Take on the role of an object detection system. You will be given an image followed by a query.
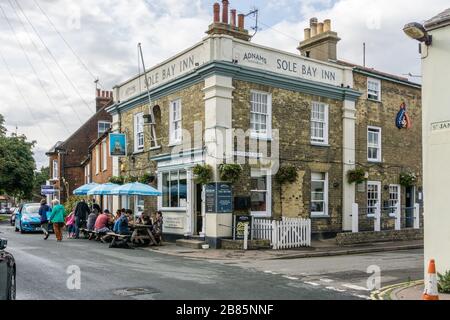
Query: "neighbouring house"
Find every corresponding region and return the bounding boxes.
[106,1,423,248]
[46,89,113,203]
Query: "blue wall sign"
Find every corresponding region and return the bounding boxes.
[109,133,127,157]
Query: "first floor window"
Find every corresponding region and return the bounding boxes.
[162,170,187,208]
[367,181,381,216]
[311,172,328,216]
[98,121,111,138]
[250,91,272,139]
[250,171,271,216]
[368,127,382,162]
[84,165,90,184]
[310,102,329,145]
[101,140,107,171]
[95,145,100,175]
[52,160,58,180]
[367,78,381,101]
[388,185,401,216]
[170,100,182,144]
[134,113,144,152]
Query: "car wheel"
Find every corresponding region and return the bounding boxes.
[19,222,25,234]
[7,269,16,300]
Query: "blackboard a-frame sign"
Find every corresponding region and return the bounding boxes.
[205,183,233,214]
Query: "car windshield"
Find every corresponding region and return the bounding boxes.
[23,205,40,217]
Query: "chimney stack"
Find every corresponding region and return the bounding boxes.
[96,89,114,112]
[222,0,229,24]
[213,3,220,23]
[230,9,237,27]
[298,18,341,62]
[206,1,251,41]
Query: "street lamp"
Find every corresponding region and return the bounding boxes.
[403,22,432,45]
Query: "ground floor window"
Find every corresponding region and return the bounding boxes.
[162,170,187,208]
[388,184,401,216]
[367,181,381,216]
[250,170,271,217]
[311,172,328,217]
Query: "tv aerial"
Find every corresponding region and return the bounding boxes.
[245,7,260,38]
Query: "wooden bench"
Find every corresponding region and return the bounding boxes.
[107,232,132,248]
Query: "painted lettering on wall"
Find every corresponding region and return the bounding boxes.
[243,52,267,65]
[276,59,336,82]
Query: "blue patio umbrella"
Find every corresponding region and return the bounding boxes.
[87,183,120,196]
[73,183,99,196]
[110,182,162,196]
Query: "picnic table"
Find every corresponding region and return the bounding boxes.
[130,224,160,246]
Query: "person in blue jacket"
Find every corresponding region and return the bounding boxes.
[38,199,51,240]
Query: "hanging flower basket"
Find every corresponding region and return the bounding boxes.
[109,176,125,185]
[399,171,417,187]
[218,164,243,184]
[347,168,368,184]
[275,166,298,185]
[193,164,213,185]
[139,173,155,185]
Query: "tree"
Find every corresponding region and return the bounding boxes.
[0,114,36,200]
[0,114,6,136]
[32,166,50,200]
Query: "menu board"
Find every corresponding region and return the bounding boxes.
[205,183,217,213]
[205,183,233,213]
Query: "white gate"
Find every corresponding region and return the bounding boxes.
[252,217,312,249]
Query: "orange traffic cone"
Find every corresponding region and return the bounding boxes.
[423,259,439,300]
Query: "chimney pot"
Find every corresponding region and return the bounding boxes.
[213,3,220,23]
[324,19,331,32]
[310,23,318,37]
[96,88,101,97]
[310,17,318,27]
[231,9,237,27]
[317,22,324,34]
[304,28,311,40]
[238,13,245,29]
[222,0,229,24]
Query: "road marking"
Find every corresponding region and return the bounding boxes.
[342,284,371,291]
[353,294,371,300]
[304,281,320,287]
[320,278,334,283]
[282,275,299,280]
[264,271,273,274]
[326,286,347,293]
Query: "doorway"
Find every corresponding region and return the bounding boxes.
[195,184,203,235]
[405,186,415,228]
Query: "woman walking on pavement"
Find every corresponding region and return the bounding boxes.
[38,199,51,240]
[49,199,66,242]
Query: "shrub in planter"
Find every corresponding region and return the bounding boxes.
[399,171,417,187]
[218,164,242,184]
[139,173,155,185]
[275,166,298,185]
[125,176,138,183]
[347,168,367,184]
[438,271,450,294]
[193,164,213,185]
[109,176,125,185]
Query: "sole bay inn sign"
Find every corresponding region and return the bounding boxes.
[115,35,351,104]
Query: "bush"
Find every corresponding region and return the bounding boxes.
[124,176,138,183]
[109,176,125,185]
[275,166,298,185]
[63,196,84,217]
[139,173,155,185]
[399,171,417,187]
[438,271,450,294]
[193,164,213,185]
[218,164,242,184]
[347,168,367,184]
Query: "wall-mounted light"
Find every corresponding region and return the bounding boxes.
[143,114,154,125]
[403,22,432,45]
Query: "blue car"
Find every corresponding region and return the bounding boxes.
[15,203,53,234]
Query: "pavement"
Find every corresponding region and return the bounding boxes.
[391,283,450,300]
[0,221,424,300]
[145,238,423,261]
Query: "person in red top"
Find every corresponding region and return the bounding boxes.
[94,210,111,233]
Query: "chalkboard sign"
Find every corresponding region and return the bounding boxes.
[234,215,252,240]
[205,183,233,214]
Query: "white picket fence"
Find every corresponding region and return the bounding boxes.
[252,217,311,250]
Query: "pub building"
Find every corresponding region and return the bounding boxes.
[106,1,422,248]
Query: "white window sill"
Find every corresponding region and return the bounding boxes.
[150,146,162,151]
[311,142,330,147]
[368,159,382,164]
[311,214,330,218]
[160,207,187,212]
[251,212,271,218]
[367,98,381,103]
[250,134,272,141]
[168,142,182,147]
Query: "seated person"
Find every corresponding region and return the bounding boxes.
[152,211,163,243]
[86,211,98,231]
[94,210,111,234]
[113,212,131,235]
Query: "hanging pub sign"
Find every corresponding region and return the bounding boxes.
[109,133,127,157]
[395,102,412,130]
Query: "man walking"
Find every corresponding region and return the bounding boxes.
[38,199,51,240]
[74,199,90,239]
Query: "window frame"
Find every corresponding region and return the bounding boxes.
[95,145,100,175]
[367,78,381,102]
[169,99,182,145]
[367,126,382,163]
[367,181,381,218]
[310,101,329,146]
[388,184,401,218]
[160,169,188,211]
[101,140,107,172]
[250,169,272,218]
[134,112,145,153]
[310,172,329,217]
[52,160,58,180]
[98,121,111,138]
[250,90,272,140]
[85,164,90,184]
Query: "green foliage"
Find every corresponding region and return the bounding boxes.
[218,164,243,184]
[0,114,6,136]
[193,164,213,185]
[109,176,125,185]
[139,173,155,185]
[399,171,417,187]
[275,166,298,185]
[124,176,138,183]
[347,168,367,184]
[33,167,49,198]
[438,271,450,294]
[64,196,84,216]
[0,121,36,200]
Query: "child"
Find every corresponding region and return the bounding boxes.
[65,211,76,239]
